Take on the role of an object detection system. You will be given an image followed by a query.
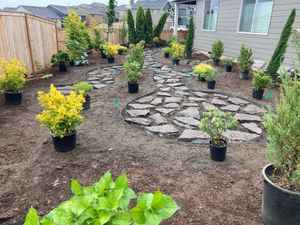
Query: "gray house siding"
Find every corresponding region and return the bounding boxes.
[194,0,300,65]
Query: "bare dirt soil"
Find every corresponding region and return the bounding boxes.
[0,51,279,225]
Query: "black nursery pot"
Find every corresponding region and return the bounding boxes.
[83,94,91,110]
[207,80,216,89]
[198,76,206,82]
[52,132,76,152]
[262,164,300,225]
[213,59,220,66]
[172,59,180,66]
[5,91,22,105]
[209,139,228,162]
[121,43,129,48]
[100,48,107,59]
[118,50,123,55]
[226,65,232,72]
[59,64,67,72]
[107,57,115,63]
[253,89,264,100]
[240,71,250,79]
[164,53,170,58]
[128,83,139,93]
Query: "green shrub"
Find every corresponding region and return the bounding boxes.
[127,9,136,44]
[237,44,254,72]
[263,78,300,190]
[267,8,296,75]
[171,42,185,60]
[145,9,153,45]
[23,172,180,225]
[204,67,218,81]
[252,71,272,91]
[211,40,224,61]
[185,17,195,59]
[125,61,142,84]
[73,82,93,95]
[136,7,145,43]
[153,12,169,38]
[127,41,145,68]
[51,50,70,66]
[162,47,171,54]
[223,57,233,66]
[120,18,128,44]
[199,109,237,146]
[153,37,160,45]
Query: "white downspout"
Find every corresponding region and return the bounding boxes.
[174,2,179,39]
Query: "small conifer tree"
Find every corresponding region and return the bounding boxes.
[136,7,145,42]
[127,9,136,44]
[185,17,195,59]
[153,12,169,38]
[145,9,153,45]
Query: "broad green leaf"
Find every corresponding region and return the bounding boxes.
[111,212,132,225]
[40,219,54,225]
[151,189,164,210]
[137,193,153,208]
[94,172,114,195]
[24,207,39,225]
[98,197,110,210]
[129,200,147,224]
[70,196,93,216]
[98,210,114,225]
[71,179,83,196]
[51,208,73,225]
[77,208,97,224]
[115,174,128,189]
[157,195,180,220]
[119,188,136,210]
[144,209,162,225]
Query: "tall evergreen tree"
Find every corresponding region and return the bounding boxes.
[136,7,145,42]
[266,8,296,75]
[185,17,195,59]
[127,9,136,44]
[106,0,117,40]
[153,12,169,38]
[144,9,153,45]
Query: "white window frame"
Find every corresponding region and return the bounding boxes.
[201,0,220,32]
[237,0,274,36]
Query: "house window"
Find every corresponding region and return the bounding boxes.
[238,0,273,34]
[202,0,220,31]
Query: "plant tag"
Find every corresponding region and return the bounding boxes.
[114,98,119,106]
[112,69,117,75]
[185,69,190,75]
[265,91,271,101]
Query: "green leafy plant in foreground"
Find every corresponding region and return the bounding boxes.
[23,172,180,225]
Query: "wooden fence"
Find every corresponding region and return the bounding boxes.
[0,11,58,75]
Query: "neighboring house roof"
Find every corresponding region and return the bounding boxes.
[131,0,168,10]
[79,4,106,15]
[91,2,107,8]
[116,4,130,11]
[3,7,17,12]
[47,5,85,17]
[18,6,61,19]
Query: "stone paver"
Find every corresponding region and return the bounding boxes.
[125,118,152,126]
[202,102,217,111]
[223,130,260,141]
[212,98,227,106]
[126,109,150,117]
[177,108,200,119]
[136,95,155,103]
[221,104,240,112]
[151,98,163,106]
[242,123,262,135]
[228,97,249,105]
[174,117,200,127]
[149,113,168,125]
[146,124,179,135]
[243,104,266,115]
[129,104,155,110]
[235,113,262,122]
[178,129,210,141]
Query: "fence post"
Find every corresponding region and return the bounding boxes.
[55,25,59,52]
[24,13,35,73]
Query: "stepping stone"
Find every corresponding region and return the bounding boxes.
[87,77,100,81]
[146,124,179,135]
[102,77,114,82]
[159,75,172,79]
[175,90,190,97]
[125,117,152,126]
[154,76,163,82]
[105,81,114,84]
[129,104,155,109]
[151,98,163,106]
[177,107,200,119]
[223,130,260,141]
[178,129,209,141]
[149,113,168,125]
[165,97,182,103]
[174,117,200,127]
[202,102,217,111]
[89,81,101,84]
[155,108,176,115]
[160,87,171,92]
[136,95,154,103]
[157,92,171,97]
[212,98,227,106]
[243,104,266,115]
[221,104,240,112]
[157,84,164,88]
[167,83,184,87]
[166,78,180,83]
[174,86,189,91]
[214,93,228,99]
[93,84,107,89]
[194,92,208,98]
[189,97,206,102]
[157,79,165,84]
[242,123,262,135]
[182,102,199,107]
[235,113,262,122]
[126,109,150,117]
[228,97,249,105]
[164,103,180,108]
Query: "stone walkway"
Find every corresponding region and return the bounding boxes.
[123,50,265,143]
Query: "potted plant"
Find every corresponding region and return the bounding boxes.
[193,64,212,82]
[51,50,70,72]
[211,40,224,66]
[36,84,85,152]
[124,61,142,93]
[153,37,160,48]
[73,81,93,110]
[199,109,238,161]
[99,43,107,59]
[163,47,171,58]
[262,78,300,225]
[223,56,233,72]
[103,43,118,63]
[205,66,218,89]
[171,42,185,66]
[0,58,26,105]
[118,45,127,55]
[237,44,254,79]
[252,70,272,100]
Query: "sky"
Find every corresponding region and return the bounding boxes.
[0,0,129,8]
